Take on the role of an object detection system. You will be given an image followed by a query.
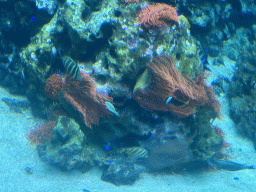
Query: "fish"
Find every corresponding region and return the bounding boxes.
[143,131,195,170]
[207,159,255,171]
[30,17,36,23]
[166,96,173,105]
[118,147,148,160]
[62,56,82,80]
[104,145,111,150]
[105,101,119,116]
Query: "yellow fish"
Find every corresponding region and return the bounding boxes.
[118,147,148,160]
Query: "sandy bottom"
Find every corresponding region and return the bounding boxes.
[1,87,255,192]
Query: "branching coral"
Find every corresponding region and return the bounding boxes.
[26,115,58,145]
[133,56,220,118]
[44,72,112,128]
[138,3,179,29]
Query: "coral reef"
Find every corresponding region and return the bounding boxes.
[228,36,256,147]
[2,0,254,186]
[60,73,113,128]
[44,72,113,128]
[2,97,30,114]
[36,115,98,171]
[33,0,58,15]
[26,115,58,145]
[138,3,179,29]
[44,73,63,101]
[133,56,220,118]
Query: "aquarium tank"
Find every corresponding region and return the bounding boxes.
[0,0,256,191]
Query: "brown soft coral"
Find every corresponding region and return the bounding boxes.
[61,73,112,128]
[44,73,63,101]
[124,0,139,4]
[138,3,179,29]
[133,56,220,118]
[44,72,112,128]
[26,115,58,145]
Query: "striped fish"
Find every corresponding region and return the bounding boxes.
[118,147,148,160]
[62,56,82,80]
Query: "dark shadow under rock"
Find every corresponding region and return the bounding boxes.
[101,159,145,186]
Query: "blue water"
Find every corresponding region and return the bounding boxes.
[1,0,256,191]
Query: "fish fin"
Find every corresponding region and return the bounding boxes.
[246,165,255,169]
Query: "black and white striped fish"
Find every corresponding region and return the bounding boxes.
[62,56,82,80]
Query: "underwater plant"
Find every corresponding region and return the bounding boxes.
[44,72,113,128]
[44,73,63,101]
[26,115,58,145]
[133,56,220,118]
[138,3,179,29]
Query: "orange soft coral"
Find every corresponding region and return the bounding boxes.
[124,0,139,4]
[26,116,58,145]
[61,73,112,128]
[133,56,220,118]
[138,3,179,29]
[44,72,112,128]
[44,73,63,101]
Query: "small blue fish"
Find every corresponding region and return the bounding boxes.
[57,72,63,76]
[104,145,111,150]
[105,101,119,116]
[30,17,36,23]
[166,96,173,105]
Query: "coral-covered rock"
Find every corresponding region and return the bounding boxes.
[101,160,144,186]
[133,56,220,118]
[44,72,113,128]
[138,3,179,29]
[37,116,99,171]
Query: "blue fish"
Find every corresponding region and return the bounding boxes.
[104,145,111,150]
[105,101,119,116]
[30,17,36,23]
[57,72,63,76]
[166,96,173,105]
